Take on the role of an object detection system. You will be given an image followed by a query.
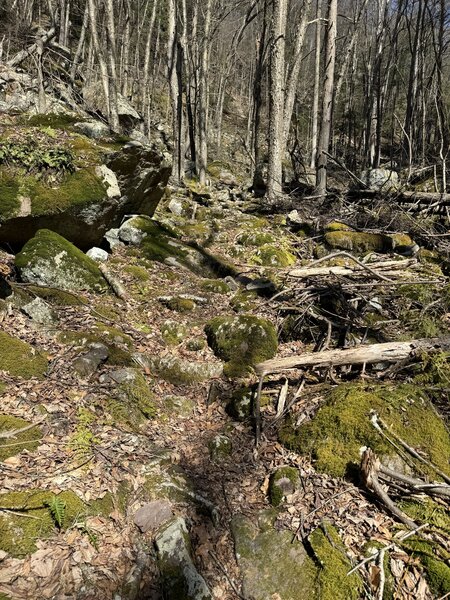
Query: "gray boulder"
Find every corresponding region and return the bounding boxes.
[22,297,56,325]
[86,247,109,262]
[155,517,212,600]
[73,121,111,139]
[15,229,108,293]
[360,168,399,191]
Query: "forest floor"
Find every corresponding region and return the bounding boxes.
[0,179,449,600]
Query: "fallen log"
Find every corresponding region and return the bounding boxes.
[288,258,417,279]
[255,336,450,376]
[347,188,450,206]
[7,27,56,68]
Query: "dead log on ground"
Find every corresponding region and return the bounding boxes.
[7,27,56,68]
[289,258,418,279]
[255,336,450,376]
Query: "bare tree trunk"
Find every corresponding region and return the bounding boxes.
[104,0,120,131]
[315,0,337,198]
[141,0,158,121]
[70,0,88,82]
[198,0,213,186]
[121,0,131,98]
[282,0,312,155]
[267,0,287,201]
[310,0,322,168]
[86,0,110,123]
[167,0,183,183]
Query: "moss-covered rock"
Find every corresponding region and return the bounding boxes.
[0,331,47,379]
[279,383,450,478]
[58,327,133,366]
[268,467,299,507]
[232,511,316,600]
[251,244,296,267]
[186,337,206,352]
[0,490,85,557]
[205,315,278,376]
[230,290,257,313]
[401,534,450,596]
[15,229,108,292]
[124,264,150,281]
[164,395,195,418]
[15,284,84,306]
[237,231,275,247]
[325,230,416,255]
[227,387,253,421]
[160,320,188,346]
[163,297,196,313]
[0,415,42,461]
[106,370,156,429]
[208,434,232,461]
[308,522,363,600]
[199,279,230,294]
[139,354,223,385]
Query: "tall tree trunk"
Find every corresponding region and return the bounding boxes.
[315,0,337,198]
[141,0,158,121]
[70,0,88,82]
[267,0,287,201]
[310,0,322,168]
[198,0,213,186]
[104,0,120,131]
[167,0,183,183]
[86,0,110,123]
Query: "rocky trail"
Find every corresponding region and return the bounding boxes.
[0,120,449,600]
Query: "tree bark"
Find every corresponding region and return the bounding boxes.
[267,0,287,201]
[310,0,322,168]
[198,0,213,186]
[315,0,337,198]
[255,336,450,376]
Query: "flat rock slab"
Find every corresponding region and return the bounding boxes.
[155,517,212,600]
[134,500,173,533]
[232,511,316,600]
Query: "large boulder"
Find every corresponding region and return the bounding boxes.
[0,122,171,249]
[359,168,399,191]
[15,229,109,293]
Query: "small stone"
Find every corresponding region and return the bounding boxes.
[223,276,239,291]
[74,120,110,139]
[208,434,232,461]
[86,247,109,262]
[22,297,56,325]
[168,198,184,216]
[134,500,173,533]
[72,342,109,377]
[103,228,123,251]
[268,467,300,507]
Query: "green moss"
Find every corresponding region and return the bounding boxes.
[186,337,206,351]
[237,231,276,247]
[230,290,257,313]
[279,383,450,478]
[208,434,232,461]
[401,537,450,595]
[325,222,354,232]
[0,170,20,221]
[124,265,150,281]
[199,279,231,294]
[27,167,107,216]
[136,219,188,264]
[309,523,363,600]
[251,244,296,267]
[0,489,85,557]
[164,297,195,312]
[325,231,386,253]
[58,329,133,366]
[24,113,79,129]
[15,229,108,293]
[0,415,42,461]
[400,499,450,533]
[19,284,84,306]
[364,542,394,600]
[160,320,188,346]
[106,371,156,430]
[268,467,299,507]
[149,355,222,385]
[0,331,47,379]
[164,395,195,418]
[227,387,253,421]
[205,315,278,376]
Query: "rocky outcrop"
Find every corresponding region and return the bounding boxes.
[0,119,171,249]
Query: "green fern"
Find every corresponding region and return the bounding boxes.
[46,495,66,529]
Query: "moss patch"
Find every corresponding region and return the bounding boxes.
[205,315,278,376]
[0,331,47,379]
[0,490,85,557]
[309,522,363,600]
[15,229,108,293]
[0,170,20,221]
[160,320,188,346]
[269,467,299,507]
[58,329,133,366]
[199,279,230,294]
[0,415,42,462]
[251,244,296,267]
[18,284,84,306]
[124,265,150,281]
[279,382,450,478]
[401,536,450,596]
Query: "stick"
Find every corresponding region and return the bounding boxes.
[377,548,386,600]
[99,264,129,301]
[360,449,416,528]
[0,417,46,439]
[379,465,450,499]
[347,522,429,575]
[276,379,289,419]
[209,550,245,599]
[372,413,450,485]
[255,336,450,376]
[254,374,264,446]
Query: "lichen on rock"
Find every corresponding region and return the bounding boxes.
[268,467,299,507]
[15,229,108,292]
[205,314,278,376]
